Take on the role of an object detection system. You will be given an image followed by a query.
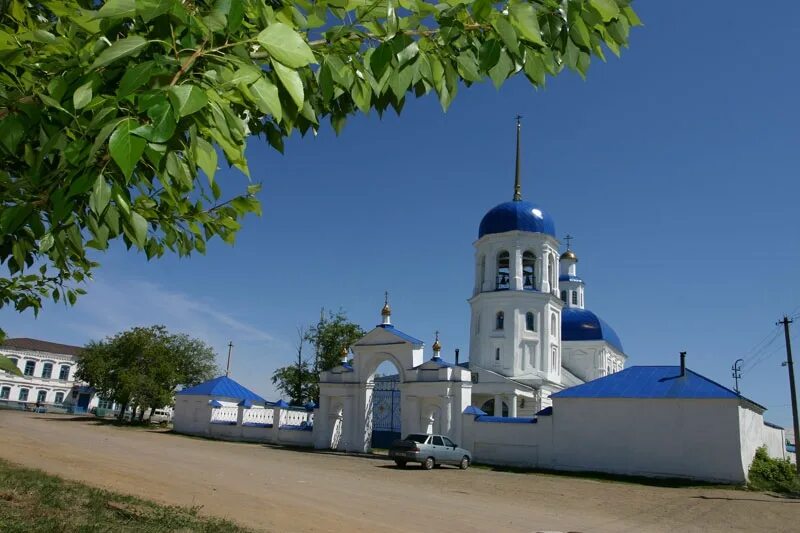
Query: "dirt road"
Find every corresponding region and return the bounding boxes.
[0,411,796,532]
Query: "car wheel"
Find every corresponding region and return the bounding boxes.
[459,456,470,470]
[394,460,407,468]
[422,457,435,470]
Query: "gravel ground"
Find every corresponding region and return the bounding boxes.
[0,411,797,532]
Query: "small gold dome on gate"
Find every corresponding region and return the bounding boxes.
[432,331,441,353]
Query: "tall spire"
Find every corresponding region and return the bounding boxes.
[513,115,522,201]
[381,291,391,325]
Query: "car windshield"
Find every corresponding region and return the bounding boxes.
[405,434,429,443]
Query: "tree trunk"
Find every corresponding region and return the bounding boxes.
[117,400,128,422]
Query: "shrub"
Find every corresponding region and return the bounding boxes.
[748,446,800,494]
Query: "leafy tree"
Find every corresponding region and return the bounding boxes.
[0,0,640,313]
[271,326,316,405]
[0,354,22,376]
[77,325,217,421]
[273,309,365,402]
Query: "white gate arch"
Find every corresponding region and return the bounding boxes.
[314,310,474,453]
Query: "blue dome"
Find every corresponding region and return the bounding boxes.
[561,308,624,352]
[478,200,556,239]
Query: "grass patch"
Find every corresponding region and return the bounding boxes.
[747,446,800,495]
[0,459,250,532]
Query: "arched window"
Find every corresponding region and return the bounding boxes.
[54,392,64,404]
[550,314,557,337]
[24,361,35,376]
[478,254,486,290]
[560,290,567,302]
[525,312,535,331]
[496,251,510,290]
[495,348,500,361]
[571,291,578,305]
[495,311,504,330]
[59,365,70,381]
[42,362,53,379]
[522,251,536,290]
[548,254,556,291]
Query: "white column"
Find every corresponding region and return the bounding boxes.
[493,394,502,416]
[541,249,550,293]
[511,247,522,290]
[508,394,517,417]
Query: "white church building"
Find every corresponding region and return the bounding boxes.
[174,123,790,483]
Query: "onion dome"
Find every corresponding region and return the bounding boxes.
[561,308,624,352]
[432,331,442,356]
[560,249,578,262]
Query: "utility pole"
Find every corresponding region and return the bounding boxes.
[225,341,234,377]
[731,358,743,394]
[777,316,799,473]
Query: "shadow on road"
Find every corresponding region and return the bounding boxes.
[691,495,800,503]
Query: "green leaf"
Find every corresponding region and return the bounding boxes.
[118,61,156,98]
[129,212,148,247]
[73,81,92,110]
[272,61,304,108]
[492,17,520,56]
[132,99,176,143]
[257,22,316,68]
[370,43,393,80]
[169,85,207,117]
[590,0,620,22]
[89,175,112,216]
[489,49,513,89]
[570,17,591,49]
[479,39,502,72]
[109,119,146,181]
[91,36,148,70]
[509,2,545,46]
[195,137,218,183]
[135,0,173,22]
[249,78,282,122]
[96,0,136,19]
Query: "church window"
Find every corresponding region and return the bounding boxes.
[495,348,500,361]
[480,399,509,417]
[42,362,53,379]
[571,291,578,305]
[525,312,535,331]
[560,290,567,302]
[24,361,35,376]
[550,314,557,337]
[496,311,504,330]
[548,254,556,291]
[496,251,510,290]
[522,252,536,290]
[18,388,29,402]
[54,392,64,404]
[478,254,486,291]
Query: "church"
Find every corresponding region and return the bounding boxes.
[452,119,626,417]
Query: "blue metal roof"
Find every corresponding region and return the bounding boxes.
[551,366,765,408]
[463,406,487,416]
[376,324,423,345]
[561,307,624,352]
[559,274,584,283]
[177,376,266,402]
[478,200,556,238]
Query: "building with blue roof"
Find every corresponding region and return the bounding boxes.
[466,119,627,418]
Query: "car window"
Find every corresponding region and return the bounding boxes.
[432,436,444,446]
[442,437,455,447]
[407,434,429,443]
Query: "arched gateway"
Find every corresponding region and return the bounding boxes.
[314,298,474,453]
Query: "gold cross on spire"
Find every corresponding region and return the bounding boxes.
[564,234,574,250]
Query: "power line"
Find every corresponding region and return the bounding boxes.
[740,327,783,372]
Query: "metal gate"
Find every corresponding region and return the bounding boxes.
[371,377,401,448]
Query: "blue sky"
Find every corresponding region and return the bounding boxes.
[3,2,799,427]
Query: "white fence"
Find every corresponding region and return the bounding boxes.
[210,405,238,424]
[242,407,274,426]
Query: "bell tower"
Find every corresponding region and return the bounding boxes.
[468,118,563,384]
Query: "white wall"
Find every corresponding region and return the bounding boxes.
[552,398,747,483]
[461,414,554,468]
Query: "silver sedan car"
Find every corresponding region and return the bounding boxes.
[389,433,472,470]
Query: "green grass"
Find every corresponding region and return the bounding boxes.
[0,459,252,532]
